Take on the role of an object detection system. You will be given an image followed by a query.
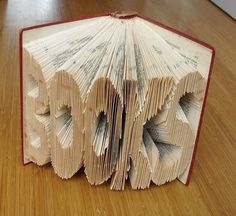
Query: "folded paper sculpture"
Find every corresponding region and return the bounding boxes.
[20,12,215,190]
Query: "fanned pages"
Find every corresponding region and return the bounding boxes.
[21,13,214,190]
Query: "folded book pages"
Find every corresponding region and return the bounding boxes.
[20,12,215,190]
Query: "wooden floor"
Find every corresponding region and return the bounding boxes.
[0,0,236,215]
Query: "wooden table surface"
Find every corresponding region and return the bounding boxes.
[0,0,235,215]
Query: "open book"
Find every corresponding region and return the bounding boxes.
[20,12,215,190]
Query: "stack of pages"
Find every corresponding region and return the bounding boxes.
[21,13,214,190]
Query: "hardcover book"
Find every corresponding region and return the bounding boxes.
[20,12,215,190]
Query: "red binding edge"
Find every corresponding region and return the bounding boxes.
[186,47,215,185]
[19,13,215,184]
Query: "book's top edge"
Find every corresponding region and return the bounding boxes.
[19,12,215,53]
[110,11,138,19]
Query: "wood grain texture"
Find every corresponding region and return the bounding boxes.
[0,0,235,215]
